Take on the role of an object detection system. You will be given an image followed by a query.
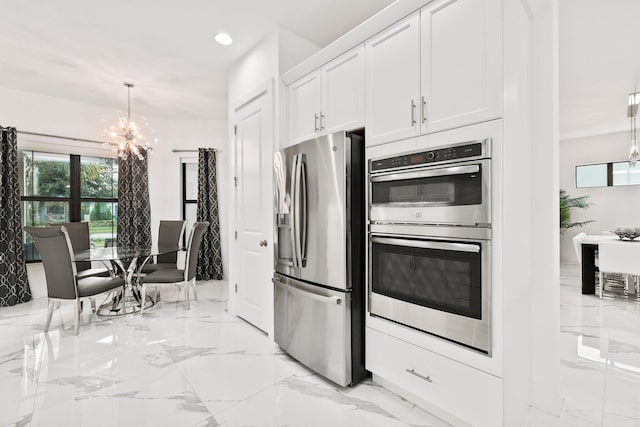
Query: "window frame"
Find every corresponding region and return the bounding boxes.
[182,162,198,246]
[20,150,118,262]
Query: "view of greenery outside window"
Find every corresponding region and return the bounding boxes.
[20,151,118,261]
[183,163,198,245]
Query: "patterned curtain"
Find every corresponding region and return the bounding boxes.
[197,148,223,280]
[117,150,152,251]
[0,126,31,307]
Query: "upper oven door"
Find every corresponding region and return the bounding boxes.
[369,158,491,226]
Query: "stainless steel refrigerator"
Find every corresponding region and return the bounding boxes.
[273,130,367,387]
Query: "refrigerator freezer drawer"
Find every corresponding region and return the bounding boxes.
[273,274,352,387]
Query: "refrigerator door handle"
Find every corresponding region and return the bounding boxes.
[299,156,308,264]
[290,154,300,268]
[273,277,343,305]
[293,153,305,268]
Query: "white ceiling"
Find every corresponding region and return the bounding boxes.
[4,0,636,137]
[0,0,394,121]
[559,0,640,140]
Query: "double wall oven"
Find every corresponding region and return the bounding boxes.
[368,125,495,354]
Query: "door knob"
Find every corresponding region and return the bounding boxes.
[259,240,268,247]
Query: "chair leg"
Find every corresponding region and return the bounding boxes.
[185,284,190,311]
[74,300,81,335]
[79,300,84,313]
[599,272,604,298]
[45,299,55,332]
[90,298,97,313]
[191,278,198,301]
[625,274,630,295]
[140,285,147,314]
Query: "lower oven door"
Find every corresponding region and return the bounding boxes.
[273,273,352,386]
[369,233,491,354]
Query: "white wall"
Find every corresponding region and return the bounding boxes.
[226,28,319,316]
[147,119,228,280]
[0,86,228,299]
[502,0,562,422]
[559,130,640,263]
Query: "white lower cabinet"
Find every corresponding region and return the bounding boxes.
[366,327,503,427]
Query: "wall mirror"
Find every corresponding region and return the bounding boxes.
[576,161,640,188]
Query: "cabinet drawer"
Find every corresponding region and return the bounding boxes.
[366,327,502,427]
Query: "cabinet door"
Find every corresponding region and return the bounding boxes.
[321,45,365,135]
[365,12,421,147]
[288,72,322,145]
[421,0,502,134]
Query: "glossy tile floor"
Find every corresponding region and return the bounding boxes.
[558,264,640,426]
[0,281,448,427]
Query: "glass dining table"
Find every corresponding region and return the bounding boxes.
[74,244,182,316]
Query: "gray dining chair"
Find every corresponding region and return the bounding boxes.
[25,226,125,335]
[140,220,187,274]
[140,222,208,313]
[48,222,111,280]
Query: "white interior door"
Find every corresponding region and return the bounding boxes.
[233,81,273,335]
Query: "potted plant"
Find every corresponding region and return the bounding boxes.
[560,190,594,234]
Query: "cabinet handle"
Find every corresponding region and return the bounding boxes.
[406,368,432,383]
[314,113,319,132]
[421,96,427,124]
[410,100,416,126]
[320,112,325,131]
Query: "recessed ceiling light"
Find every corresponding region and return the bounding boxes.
[214,32,233,46]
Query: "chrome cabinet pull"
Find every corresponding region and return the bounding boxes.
[421,96,427,124]
[410,100,416,126]
[320,112,325,131]
[406,368,432,383]
[314,113,320,132]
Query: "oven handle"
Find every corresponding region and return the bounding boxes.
[371,236,480,253]
[370,164,480,183]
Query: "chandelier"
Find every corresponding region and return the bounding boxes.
[628,92,639,166]
[102,82,155,160]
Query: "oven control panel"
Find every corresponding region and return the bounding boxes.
[370,140,485,172]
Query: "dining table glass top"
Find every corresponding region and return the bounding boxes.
[73,245,182,262]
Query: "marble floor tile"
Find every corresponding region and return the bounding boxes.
[0,281,449,427]
[558,264,640,427]
[7,268,638,427]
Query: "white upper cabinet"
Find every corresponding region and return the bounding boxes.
[321,45,365,135]
[288,72,322,145]
[364,0,502,147]
[365,12,421,147]
[421,0,502,134]
[288,45,365,145]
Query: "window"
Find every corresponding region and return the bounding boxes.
[20,150,118,261]
[576,161,640,188]
[183,162,198,242]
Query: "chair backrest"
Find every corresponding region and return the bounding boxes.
[184,222,209,281]
[157,220,187,264]
[48,222,91,272]
[25,226,78,300]
[598,240,640,276]
[572,232,587,264]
